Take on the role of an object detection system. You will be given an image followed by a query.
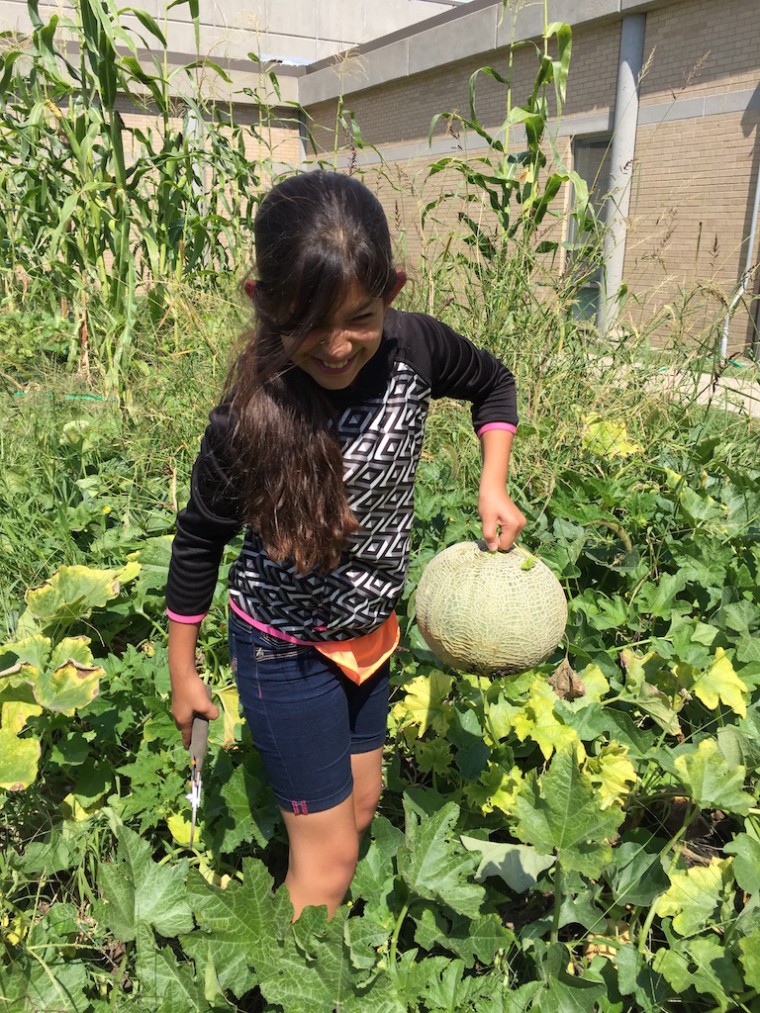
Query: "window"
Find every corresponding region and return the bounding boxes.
[568,135,612,323]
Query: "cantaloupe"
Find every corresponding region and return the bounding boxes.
[414,541,567,674]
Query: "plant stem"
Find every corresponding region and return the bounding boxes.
[637,807,694,954]
[389,900,410,966]
[550,857,563,945]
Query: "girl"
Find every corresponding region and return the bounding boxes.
[167,170,525,918]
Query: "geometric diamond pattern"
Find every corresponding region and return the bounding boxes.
[229,363,431,641]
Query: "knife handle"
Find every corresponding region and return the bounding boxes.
[189,683,213,772]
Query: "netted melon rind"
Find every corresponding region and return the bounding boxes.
[415,541,567,674]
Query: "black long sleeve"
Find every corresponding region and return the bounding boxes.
[166,403,242,620]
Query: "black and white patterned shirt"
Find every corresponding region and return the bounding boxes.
[166,309,517,641]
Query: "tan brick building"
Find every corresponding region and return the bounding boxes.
[294,0,760,354]
[3,0,758,352]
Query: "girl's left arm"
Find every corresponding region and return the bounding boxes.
[478,428,526,551]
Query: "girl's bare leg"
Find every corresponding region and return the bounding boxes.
[350,746,384,836]
[281,746,384,919]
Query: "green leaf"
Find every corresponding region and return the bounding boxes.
[344,912,389,970]
[129,8,167,47]
[460,837,555,892]
[724,833,760,893]
[0,952,90,1012]
[259,905,374,1012]
[738,926,760,990]
[134,924,213,1011]
[204,751,278,853]
[653,937,741,1010]
[514,746,624,876]
[0,725,41,789]
[183,858,292,996]
[606,832,669,907]
[717,723,760,771]
[538,975,607,1013]
[397,798,485,918]
[635,573,691,620]
[352,815,404,920]
[737,635,760,663]
[96,825,194,942]
[447,911,514,967]
[674,738,754,814]
[615,945,668,1011]
[8,830,85,877]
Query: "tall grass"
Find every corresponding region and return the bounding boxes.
[1,0,756,562]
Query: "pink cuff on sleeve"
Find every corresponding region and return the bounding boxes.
[166,609,207,624]
[477,422,517,437]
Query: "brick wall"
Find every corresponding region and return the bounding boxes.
[302,0,759,353]
[640,0,759,102]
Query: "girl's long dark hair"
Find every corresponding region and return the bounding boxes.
[225,171,397,574]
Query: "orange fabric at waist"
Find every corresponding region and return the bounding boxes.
[314,611,400,685]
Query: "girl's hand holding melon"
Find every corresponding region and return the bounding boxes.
[478,486,526,552]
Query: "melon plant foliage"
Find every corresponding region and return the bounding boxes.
[1,418,760,1012]
[2,5,760,1008]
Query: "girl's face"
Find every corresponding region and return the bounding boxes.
[287,275,405,390]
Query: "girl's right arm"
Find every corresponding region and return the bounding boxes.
[168,619,220,747]
[167,405,240,744]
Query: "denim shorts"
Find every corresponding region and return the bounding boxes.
[228,610,391,815]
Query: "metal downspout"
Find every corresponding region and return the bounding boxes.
[599,13,647,334]
[720,163,760,360]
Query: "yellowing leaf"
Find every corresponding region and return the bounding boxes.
[166,811,193,846]
[663,468,683,490]
[584,744,638,809]
[656,858,732,936]
[1,699,43,734]
[211,684,243,749]
[35,661,102,715]
[582,414,644,458]
[674,738,754,815]
[0,635,102,715]
[512,676,578,760]
[0,634,50,675]
[24,562,140,626]
[483,763,524,816]
[571,664,610,706]
[689,648,747,717]
[59,792,104,821]
[0,727,41,790]
[391,670,453,737]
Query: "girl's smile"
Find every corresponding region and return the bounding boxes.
[288,275,405,390]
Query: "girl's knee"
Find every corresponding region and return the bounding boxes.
[353,783,382,835]
[350,747,384,834]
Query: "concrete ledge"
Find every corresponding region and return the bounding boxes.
[408,5,498,76]
[299,0,682,106]
[638,87,760,125]
[300,39,410,105]
[496,0,619,48]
